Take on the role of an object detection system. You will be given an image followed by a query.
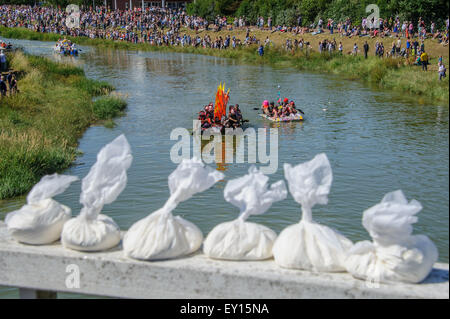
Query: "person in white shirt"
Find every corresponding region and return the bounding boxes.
[438,63,446,81]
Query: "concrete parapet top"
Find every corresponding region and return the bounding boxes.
[0,222,448,299]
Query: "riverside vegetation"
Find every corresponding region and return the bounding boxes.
[0,50,126,199]
[0,26,448,104]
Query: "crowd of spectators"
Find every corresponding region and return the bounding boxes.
[1,5,448,48]
[0,5,447,78]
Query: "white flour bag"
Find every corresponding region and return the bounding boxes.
[123,157,224,261]
[273,153,353,272]
[61,134,133,251]
[345,190,438,284]
[5,174,78,245]
[203,167,287,260]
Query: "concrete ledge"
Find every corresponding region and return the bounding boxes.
[0,222,448,299]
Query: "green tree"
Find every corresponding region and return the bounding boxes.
[187,0,221,20]
[298,0,333,25]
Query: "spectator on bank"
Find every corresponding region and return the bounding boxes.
[377,42,385,57]
[10,74,17,95]
[391,41,396,57]
[258,16,264,30]
[7,71,12,87]
[363,41,369,58]
[353,43,358,55]
[438,62,446,80]
[258,44,264,56]
[0,76,7,98]
[297,15,302,27]
[0,49,6,72]
[420,51,429,71]
[318,18,323,31]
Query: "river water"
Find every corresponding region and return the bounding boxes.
[0,38,448,298]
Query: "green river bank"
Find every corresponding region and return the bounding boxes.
[0,50,126,200]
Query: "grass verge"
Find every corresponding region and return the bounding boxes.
[0,51,127,199]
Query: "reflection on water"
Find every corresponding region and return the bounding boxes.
[0,37,448,298]
[265,120,304,137]
[51,52,83,66]
[199,133,249,172]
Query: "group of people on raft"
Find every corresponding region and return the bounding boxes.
[0,40,12,51]
[198,103,244,131]
[261,97,305,118]
[55,38,78,56]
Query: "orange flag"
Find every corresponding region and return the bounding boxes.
[213,83,231,121]
[214,83,221,119]
[223,89,230,117]
[214,83,223,120]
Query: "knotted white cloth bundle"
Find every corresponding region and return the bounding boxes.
[345,190,438,283]
[273,153,353,272]
[204,166,287,261]
[123,157,224,261]
[5,174,78,245]
[61,134,133,251]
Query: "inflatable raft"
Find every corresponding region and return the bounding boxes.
[259,113,304,122]
[199,122,250,135]
[53,44,78,56]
